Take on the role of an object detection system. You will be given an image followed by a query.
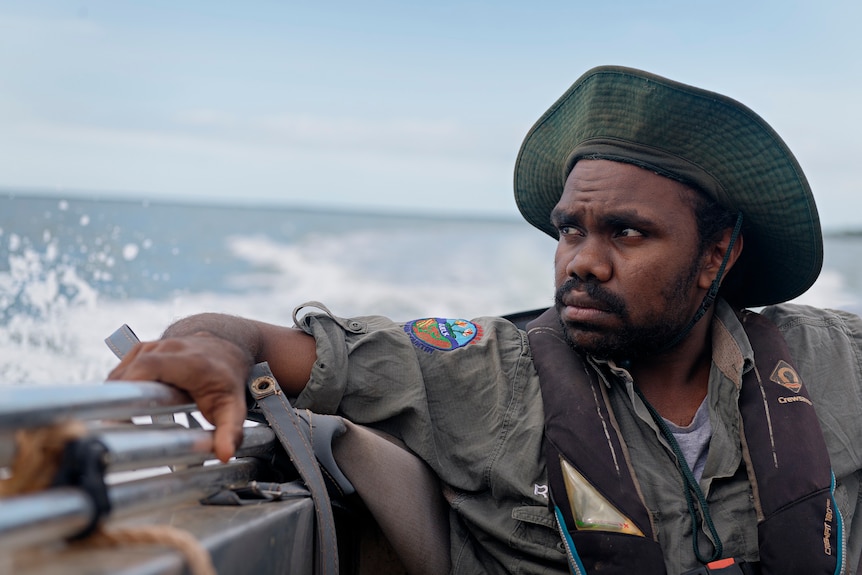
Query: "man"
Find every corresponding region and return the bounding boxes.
[109,66,862,574]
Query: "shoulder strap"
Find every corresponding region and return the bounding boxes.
[737,311,833,512]
[526,308,656,539]
[247,363,340,575]
[737,312,840,574]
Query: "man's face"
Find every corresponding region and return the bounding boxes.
[552,159,709,359]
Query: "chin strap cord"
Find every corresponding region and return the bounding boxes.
[633,386,724,565]
[658,213,744,354]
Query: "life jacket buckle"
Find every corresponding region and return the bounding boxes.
[681,557,753,575]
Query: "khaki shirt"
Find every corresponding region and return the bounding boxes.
[295,300,862,574]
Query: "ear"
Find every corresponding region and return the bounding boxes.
[697,228,744,290]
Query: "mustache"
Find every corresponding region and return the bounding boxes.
[554,278,628,317]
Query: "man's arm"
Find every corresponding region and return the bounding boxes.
[107,313,317,462]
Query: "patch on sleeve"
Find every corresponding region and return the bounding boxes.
[404,318,483,352]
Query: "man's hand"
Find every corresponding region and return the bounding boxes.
[107,333,252,462]
[107,313,317,461]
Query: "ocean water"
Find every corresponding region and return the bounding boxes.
[1,194,860,386]
[0,194,557,385]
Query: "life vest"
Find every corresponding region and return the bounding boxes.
[526,308,843,575]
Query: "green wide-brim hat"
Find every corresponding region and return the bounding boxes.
[514,65,822,308]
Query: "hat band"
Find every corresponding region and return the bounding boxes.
[564,139,732,209]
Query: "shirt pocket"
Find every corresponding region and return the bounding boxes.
[509,505,567,563]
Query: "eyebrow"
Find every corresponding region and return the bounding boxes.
[550,207,654,229]
[603,211,655,230]
[549,207,570,225]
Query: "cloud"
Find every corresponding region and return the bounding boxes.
[170,107,510,161]
[0,106,517,215]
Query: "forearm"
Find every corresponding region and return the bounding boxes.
[163,313,263,361]
[162,313,316,395]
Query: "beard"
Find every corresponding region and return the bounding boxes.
[554,261,701,361]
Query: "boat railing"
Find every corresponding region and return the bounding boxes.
[0,381,322,575]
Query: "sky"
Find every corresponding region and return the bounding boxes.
[0,0,860,229]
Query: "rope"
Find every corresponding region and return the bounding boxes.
[0,420,87,495]
[1,421,216,575]
[83,525,217,575]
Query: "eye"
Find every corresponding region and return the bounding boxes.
[557,224,583,237]
[616,227,644,238]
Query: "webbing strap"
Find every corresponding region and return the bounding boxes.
[247,363,339,575]
[104,324,142,360]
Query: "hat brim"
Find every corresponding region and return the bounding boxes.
[514,65,822,308]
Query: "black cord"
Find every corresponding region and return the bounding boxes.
[658,213,744,354]
[633,385,723,564]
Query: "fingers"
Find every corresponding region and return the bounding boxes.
[191,375,249,462]
[107,335,252,461]
[211,401,247,463]
[106,342,146,381]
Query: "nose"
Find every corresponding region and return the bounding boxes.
[560,236,612,283]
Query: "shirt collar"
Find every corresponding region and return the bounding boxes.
[589,298,755,388]
[710,298,755,388]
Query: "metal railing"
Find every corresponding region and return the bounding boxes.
[0,381,280,550]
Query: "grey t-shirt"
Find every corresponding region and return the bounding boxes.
[666,398,712,483]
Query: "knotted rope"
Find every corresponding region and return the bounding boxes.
[0,421,216,575]
[0,420,88,496]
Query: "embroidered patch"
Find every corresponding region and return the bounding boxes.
[770,360,802,393]
[404,318,482,352]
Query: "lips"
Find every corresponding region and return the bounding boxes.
[559,294,615,323]
[554,278,627,325]
[561,293,611,312]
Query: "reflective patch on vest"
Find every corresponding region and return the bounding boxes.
[404,318,482,352]
[770,360,802,393]
[560,457,644,536]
